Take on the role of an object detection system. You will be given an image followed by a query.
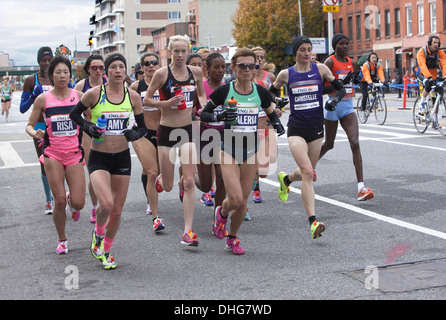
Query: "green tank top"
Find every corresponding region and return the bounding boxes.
[91,85,133,136]
[1,86,11,99]
[225,82,262,133]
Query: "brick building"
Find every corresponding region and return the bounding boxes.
[332,0,446,81]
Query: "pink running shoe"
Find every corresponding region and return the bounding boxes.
[226,236,245,255]
[155,174,164,193]
[178,176,184,203]
[212,206,228,239]
[90,207,96,223]
[181,229,199,246]
[56,240,68,254]
[66,192,81,221]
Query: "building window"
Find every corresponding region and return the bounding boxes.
[418,5,424,34]
[168,11,181,20]
[395,8,400,36]
[136,12,140,20]
[356,14,361,41]
[376,10,381,38]
[136,28,141,36]
[339,18,343,34]
[348,16,353,40]
[385,10,390,37]
[365,13,370,39]
[168,0,180,3]
[406,6,412,35]
[430,2,437,33]
[444,0,446,31]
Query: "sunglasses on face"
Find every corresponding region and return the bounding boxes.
[236,63,260,70]
[90,66,104,71]
[144,60,159,66]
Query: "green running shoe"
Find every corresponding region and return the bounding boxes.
[100,252,117,270]
[277,171,290,202]
[91,229,105,259]
[310,221,325,239]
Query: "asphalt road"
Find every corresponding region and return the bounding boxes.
[1,92,446,306]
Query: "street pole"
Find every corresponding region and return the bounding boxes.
[328,11,333,52]
[298,0,303,35]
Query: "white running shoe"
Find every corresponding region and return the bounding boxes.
[45,200,54,215]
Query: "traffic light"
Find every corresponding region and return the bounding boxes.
[89,37,93,47]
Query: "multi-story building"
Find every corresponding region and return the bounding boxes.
[332,0,446,80]
[186,0,238,51]
[91,0,192,69]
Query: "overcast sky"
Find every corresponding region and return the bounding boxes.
[0,0,95,66]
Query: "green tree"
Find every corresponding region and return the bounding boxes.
[232,0,323,69]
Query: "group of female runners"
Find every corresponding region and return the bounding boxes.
[22,32,370,268]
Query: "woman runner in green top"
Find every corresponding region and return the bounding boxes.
[1,78,12,122]
[70,53,147,269]
[200,48,285,254]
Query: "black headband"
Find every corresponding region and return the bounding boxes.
[292,36,312,56]
[332,33,349,50]
[37,47,53,63]
[104,54,127,75]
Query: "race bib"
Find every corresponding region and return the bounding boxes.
[142,90,160,112]
[51,114,77,137]
[231,103,259,133]
[102,111,131,135]
[170,85,195,109]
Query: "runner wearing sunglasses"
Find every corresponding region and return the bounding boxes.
[74,54,107,223]
[201,48,285,254]
[129,52,165,232]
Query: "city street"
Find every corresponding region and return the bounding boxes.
[1,91,446,305]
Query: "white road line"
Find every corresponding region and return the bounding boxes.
[0,142,27,168]
[261,178,446,240]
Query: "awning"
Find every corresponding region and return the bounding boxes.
[396,47,413,54]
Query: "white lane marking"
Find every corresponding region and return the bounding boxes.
[0,142,27,168]
[261,178,446,240]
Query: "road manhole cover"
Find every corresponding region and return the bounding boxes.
[345,258,446,293]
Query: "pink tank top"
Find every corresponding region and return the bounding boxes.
[200,79,224,131]
[44,89,82,150]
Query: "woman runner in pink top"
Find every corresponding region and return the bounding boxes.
[26,56,85,255]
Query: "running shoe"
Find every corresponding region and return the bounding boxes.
[277,171,290,202]
[90,207,96,223]
[244,208,251,221]
[181,229,199,246]
[146,203,152,215]
[200,193,214,206]
[212,206,228,239]
[226,236,245,255]
[178,176,184,203]
[56,240,68,254]
[155,174,163,193]
[209,186,216,198]
[91,229,105,259]
[66,192,81,221]
[313,170,317,182]
[252,190,263,203]
[100,252,117,270]
[45,200,54,215]
[357,187,374,201]
[310,221,325,239]
[152,217,165,232]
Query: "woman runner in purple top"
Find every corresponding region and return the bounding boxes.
[271,36,345,239]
